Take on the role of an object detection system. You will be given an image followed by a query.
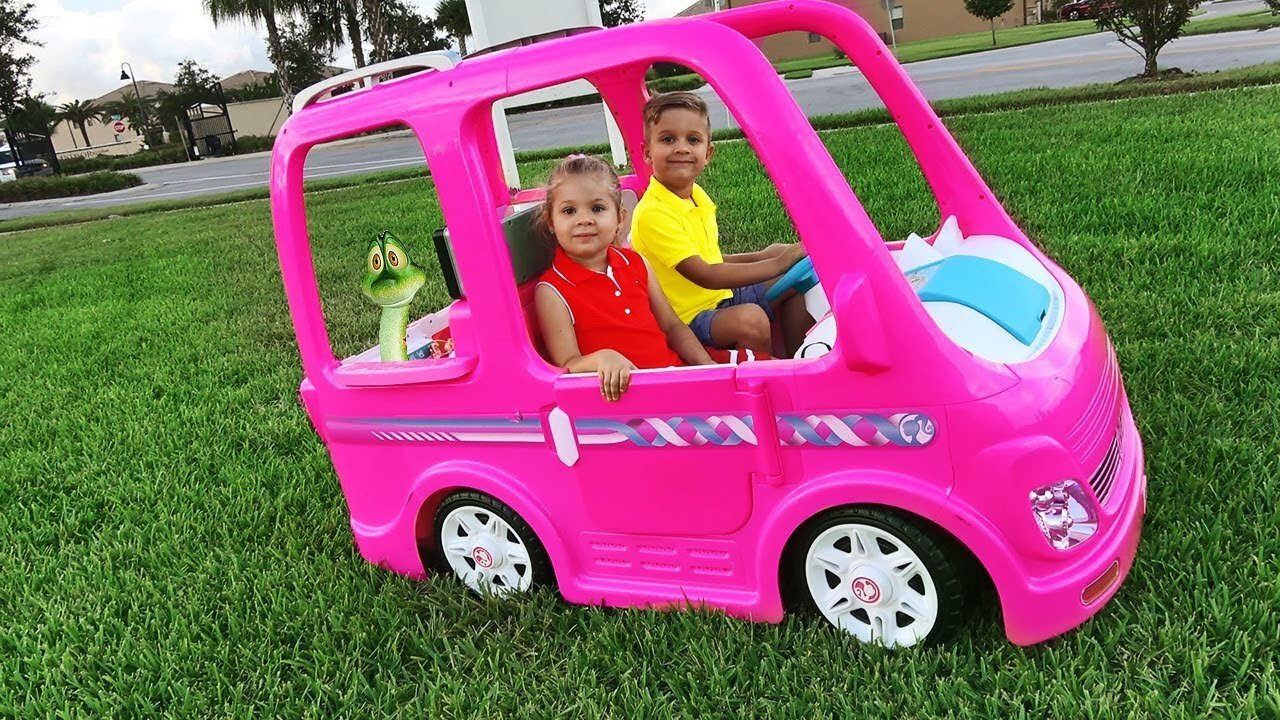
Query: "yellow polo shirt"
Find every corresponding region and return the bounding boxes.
[631,177,733,324]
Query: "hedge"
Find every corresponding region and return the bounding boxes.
[0,172,144,203]
[646,75,708,94]
[235,135,275,153]
[60,146,188,175]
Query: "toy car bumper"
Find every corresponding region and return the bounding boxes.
[1003,404,1147,646]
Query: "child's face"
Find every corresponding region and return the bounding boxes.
[644,108,713,188]
[549,175,623,261]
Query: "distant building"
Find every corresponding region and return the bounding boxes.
[676,0,1042,62]
[219,69,274,90]
[92,80,176,106]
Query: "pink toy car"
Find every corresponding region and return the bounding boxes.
[270,0,1145,647]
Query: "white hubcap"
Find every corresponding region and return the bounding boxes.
[441,506,534,595]
[804,522,940,648]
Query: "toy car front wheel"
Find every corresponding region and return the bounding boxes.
[788,507,965,648]
[433,492,552,596]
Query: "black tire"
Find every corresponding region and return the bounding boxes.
[783,506,967,647]
[432,491,554,595]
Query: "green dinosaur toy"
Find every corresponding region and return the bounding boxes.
[361,231,427,362]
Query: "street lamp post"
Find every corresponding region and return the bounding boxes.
[119,62,150,137]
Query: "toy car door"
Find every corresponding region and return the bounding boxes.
[552,365,781,535]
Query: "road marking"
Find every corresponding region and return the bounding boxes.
[65,157,427,205]
[145,155,427,185]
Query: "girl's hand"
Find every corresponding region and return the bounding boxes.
[596,350,637,402]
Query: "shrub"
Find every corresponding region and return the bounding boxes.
[235,135,275,153]
[60,145,188,175]
[646,74,707,94]
[0,171,143,202]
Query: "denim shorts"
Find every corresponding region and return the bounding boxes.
[689,283,776,347]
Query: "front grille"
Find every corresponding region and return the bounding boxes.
[1088,422,1124,506]
[1066,343,1121,460]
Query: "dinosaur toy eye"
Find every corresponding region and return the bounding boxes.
[368,247,383,273]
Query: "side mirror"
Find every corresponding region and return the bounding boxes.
[833,273,891,373]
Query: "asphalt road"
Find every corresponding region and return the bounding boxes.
[4,1,1275,221]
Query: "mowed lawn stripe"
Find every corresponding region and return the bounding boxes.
[1,86,1277,717]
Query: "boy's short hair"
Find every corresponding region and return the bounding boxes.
[642,91,711,137]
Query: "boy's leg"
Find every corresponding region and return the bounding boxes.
[708,305,772,356]
[759,278,816,358]
[778,293,814,358]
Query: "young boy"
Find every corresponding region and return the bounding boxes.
[630,91,811,357]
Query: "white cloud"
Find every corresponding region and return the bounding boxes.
[645,0,692,18]
[29,0,274,103]
[26,0,688,104]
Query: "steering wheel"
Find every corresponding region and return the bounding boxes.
[765,256,818,302]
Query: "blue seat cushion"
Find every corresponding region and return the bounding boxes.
[912,255,1050,345]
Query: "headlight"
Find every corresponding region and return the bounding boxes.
[1029,480,1098,549]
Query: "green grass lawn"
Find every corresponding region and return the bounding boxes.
[771,20,1107,77]
[774,10,1279,76]
[1186,9,1280,35]
[3,86,1279,716]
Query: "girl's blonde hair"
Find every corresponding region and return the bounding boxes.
[537,154,624,244]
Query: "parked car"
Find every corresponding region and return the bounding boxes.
[14,157,54,179]
[0,144,15,183]
[271,0,1146,648]
[1059,0,1117,20]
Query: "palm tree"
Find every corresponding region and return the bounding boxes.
[98,95,154,136]
[434,0,471,55]
[203,0,300,112]
[363,0,388,64]
[307,0,366,67]
[58,99,98,147]
[10,96,58,135]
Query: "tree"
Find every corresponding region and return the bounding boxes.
[203,0,300,112]
[434,0,471,55]
[174,59,221,99]
[382,0,447,59]
[152,59,222,134]
[306,0,366,67]
[277,18,337,91]
[963,0,1015,46]
[1095,0,1201,78]
[600,0,643,27]
[58,99,98,147]
[99,94,155,136]
[1266,0,1279,13]
[8,95,57,135]
[363,0,389,64]
[0,0,40,123]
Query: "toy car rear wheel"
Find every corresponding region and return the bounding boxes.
[433,491,552,596]
[786,506,965,648]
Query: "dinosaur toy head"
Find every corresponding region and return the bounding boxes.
[361,231,426,309]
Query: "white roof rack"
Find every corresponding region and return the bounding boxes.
[292,50,460,114]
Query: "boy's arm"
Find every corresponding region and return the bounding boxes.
[675,243,807,290]
[644,259,715,366]
[535,284,636,400]
[723,243,793,264]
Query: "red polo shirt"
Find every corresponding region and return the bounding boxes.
[538,246,682,369]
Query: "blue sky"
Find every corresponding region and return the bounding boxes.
[27,0,690,103]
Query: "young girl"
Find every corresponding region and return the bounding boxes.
[535,155,715,401]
